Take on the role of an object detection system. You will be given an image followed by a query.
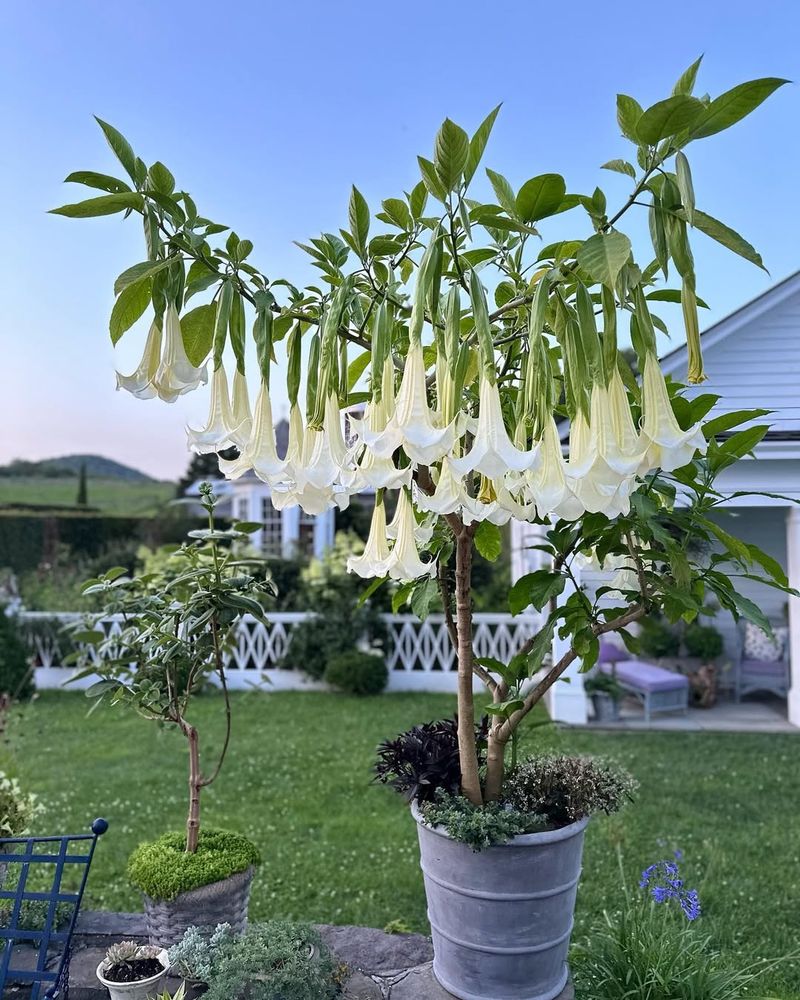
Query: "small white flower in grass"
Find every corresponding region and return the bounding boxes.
[219,379,285,481]
[155,303,208,401]
[186,364,237,454]
[347,497,392,578]
[639,353,707,473]
[384,489,436,581]
[450,374,537,479]
[116,319,162,399]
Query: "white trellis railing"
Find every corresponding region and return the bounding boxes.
[19,610,542,693]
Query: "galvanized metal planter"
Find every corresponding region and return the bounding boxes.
[142,865,254,947]
[412,804,588,1000]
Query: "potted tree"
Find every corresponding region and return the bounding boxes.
[55,59,790,1000]
[69,485,272,945]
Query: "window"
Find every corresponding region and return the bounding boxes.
[298,510,316,557]
[260,495,282,556]
[236,497,249,521]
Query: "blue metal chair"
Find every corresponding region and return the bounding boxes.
[0,818,108,999]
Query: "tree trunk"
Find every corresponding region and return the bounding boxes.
[186,724,201,853]
[455,531,482,806]
[484,729,507,802]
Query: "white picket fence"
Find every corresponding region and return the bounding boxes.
[19,610,541,693]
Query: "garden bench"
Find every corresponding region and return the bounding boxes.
[600,660,689,722]
[0,818,108,999]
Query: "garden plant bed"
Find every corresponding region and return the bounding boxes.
[4,692,799,997]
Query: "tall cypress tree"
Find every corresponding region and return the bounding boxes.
[76,462,88,506]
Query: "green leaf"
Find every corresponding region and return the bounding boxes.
[410,576,440,621]
[576,231,632,288]
[94,117,138,181]
[109,278,151,344]
[381,198,412,230]
[464,105,501,186]
[233,521,263,535]
[601,159,636,178]
[417,156,447,202]
[49,192,143,218]
[636,96,705,145]
[692,78,789,139]
[347,349,371,390]
[64,170,132,194]
[180,302,217,368]
[672,56,703,96]
[114,257,174,296]
[702,408,770,438]
[148,161,175,195]
[616,94,644,142]
[675,152,695,224]
[348,185,370,254]
[392,582,413,614]
[685,209,766,271]
[434,118,469,192]
[509,570,565,615]
[409,181,428,219]
[184,259,220,302]
[646,288,709,309]
[485,169,517,218]
[474,521,502,562]
[516,173,566,223]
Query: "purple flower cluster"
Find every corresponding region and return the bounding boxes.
[640,854,701,921]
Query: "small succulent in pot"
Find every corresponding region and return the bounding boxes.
[102,941,166,983]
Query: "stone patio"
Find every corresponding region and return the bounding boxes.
[6,910,573,999]
[587,692,796,733]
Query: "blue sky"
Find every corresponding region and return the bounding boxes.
[1,0,797,480]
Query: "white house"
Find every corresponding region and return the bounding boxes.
[521,271,800,728]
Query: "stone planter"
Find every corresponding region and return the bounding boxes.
[412,804,588,1000]
[590,692,620,722]
[96,948,169,1000]
[143,865,254,947]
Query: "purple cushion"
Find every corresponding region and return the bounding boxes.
[598,640,626,664]
[741,659,787,676]
[601,660,689,693]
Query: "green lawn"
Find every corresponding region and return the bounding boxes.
[0,477,174,515]
[4,692,799,996]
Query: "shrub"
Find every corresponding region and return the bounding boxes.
[420,790,544,851]
[325,651,387,696]
[584,672,624,699]
[0,771,41,836]
[374,716,489,803]
[127,829,261,901]
[503,755,637,827]
[0,613,33,698]
[203,921,339,1000]
[169,923,236,983]
[683,622,724,661]
[637,616,680,659]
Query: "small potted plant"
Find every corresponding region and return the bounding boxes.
[96,941,170,1000]
[168,922,236,997]
[683,622,724,708]
[585,671,625,722]
[69,485,273,944]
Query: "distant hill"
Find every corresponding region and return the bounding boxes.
[0,455,156,482]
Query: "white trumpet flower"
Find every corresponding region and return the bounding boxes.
[228,369,253,449]
[414,457,466,516]
[639,354,706,473]
[450,375,537,479]
[186,364,237,454]
[384,489,436,580]
[350,363,412,490]
[596,370,645,476]
[154,304,207,401]
[301,393,351,490]
[374,343,459,465]
[219,379,286,481]
[116,320,162,399]
[347,499,392,578]
[527,418,583,520]
[387,498,435,545]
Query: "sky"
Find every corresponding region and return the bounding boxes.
[1,0,798,481]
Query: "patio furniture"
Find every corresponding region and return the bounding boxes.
[600,658,690,722]
[734,621,790,701]
[0,818,108,999]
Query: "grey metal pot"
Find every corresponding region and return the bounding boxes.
[143,865,254,947]
[412,804,588,1000]
[591,692,620,722]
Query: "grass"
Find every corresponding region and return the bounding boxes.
[0,477,174,515]
[3,691,799,996]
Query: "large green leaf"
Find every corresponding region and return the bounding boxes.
[181,302,217,368]
[687,209,766,270]
[148,161,175,195]
[114,257,175,296]
[601,159,636,178]
[672,56,703,96]
[485,168,518,218]
[64,171,131,194]
[347,349,371,390]
[109,279,151,344]
[434,118,469,192]
[49,192,143,218]
[464,105,501,186]
[348,185,370,254]
[509,570,565,615]
[417,156,447,201]
[474,521,502,562]
[94,117,138,182]
[516,173,566,223]
[576,231,632,288]
[636,96,705,145]
[616,94,643,142]
[692,78,789,139]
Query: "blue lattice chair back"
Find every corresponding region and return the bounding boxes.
[0,818,108,999]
